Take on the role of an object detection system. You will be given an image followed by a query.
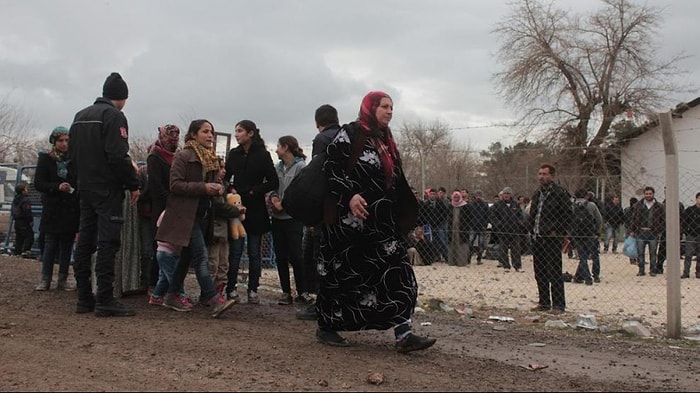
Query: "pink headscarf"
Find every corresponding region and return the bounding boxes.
[451,191,467,207]
[358,91,398,190]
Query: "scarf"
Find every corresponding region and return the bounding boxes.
[184,139,219,173]
[45,148,68,180]
[148,124,180,165]
[359,91,398,190]
[149,140,176,165]
[451,191,467,207]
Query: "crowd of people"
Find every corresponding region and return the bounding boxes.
[19,74,435,353]
[14,71,700,350]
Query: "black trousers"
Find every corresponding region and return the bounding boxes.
[73,189,125,303]
[272,218,305,294]
[532,235,566,310]
[301,225,321,294]
[13,219,34,254]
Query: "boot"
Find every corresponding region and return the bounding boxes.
[56,273,76,291]
[34,276,51,291]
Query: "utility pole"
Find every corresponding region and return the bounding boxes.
[660,110,681,338]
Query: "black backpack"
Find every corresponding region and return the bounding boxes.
[283,125,365,226]
[571,201,597,238]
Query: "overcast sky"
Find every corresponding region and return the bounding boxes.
[1,0,698,155]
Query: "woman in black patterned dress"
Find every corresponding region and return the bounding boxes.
[315,91,436,353]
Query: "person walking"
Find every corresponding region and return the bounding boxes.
[269,135,307,305]
[67,72,140,317]
[155,119,237,318]
[528,164,572,314]
[315,90,435,353]
[33,126,79,291]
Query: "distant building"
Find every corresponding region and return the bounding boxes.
[620,97,700,206]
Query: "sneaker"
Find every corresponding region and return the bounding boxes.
[164,293,193,312]
[95,299,136,317]
[248,291,260,304]
[227,289,239,301]
[149,295,165,306]
[75,297,96,314]
[593,277,601,283]
[585,280,593,286]
[296,304,318,321]
[216,283,226,297]
[316,328,350,347]
[395,333,437,353]
[295,292,315,305]
[208,294,236,318]
[34,278,51,291]
[278,293,293,305]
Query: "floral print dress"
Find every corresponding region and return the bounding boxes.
[317,123,417,331]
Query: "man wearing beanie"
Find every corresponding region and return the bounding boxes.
[67,72,140,317]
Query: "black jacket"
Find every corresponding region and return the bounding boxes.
[312,124,341,158]
[67,97,139,192]
[468,200,490,231]
[603,203,625,226]
[147,152,172,227]
[683,204,700,237]
[34,152,79,234]
[225,143,279,235]
[490,199,527,235]
[529,183,572,236]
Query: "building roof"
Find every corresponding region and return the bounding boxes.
[615,97,700,146]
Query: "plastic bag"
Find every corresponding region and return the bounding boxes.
[623,236,638,259]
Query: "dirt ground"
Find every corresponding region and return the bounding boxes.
[1,255,699,392]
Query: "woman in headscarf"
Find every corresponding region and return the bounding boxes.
[449,190,470,266]
[34,126,79,291]
[315,91,436,353]
[145,124,180,294]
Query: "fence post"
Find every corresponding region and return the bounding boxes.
[660,110,681,338]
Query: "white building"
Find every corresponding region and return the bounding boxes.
[620,97,700,207]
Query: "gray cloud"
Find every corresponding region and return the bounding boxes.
[1,0,698,153]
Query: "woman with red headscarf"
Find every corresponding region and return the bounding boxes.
[315,91,436,353]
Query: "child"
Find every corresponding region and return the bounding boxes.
[206,159,238,298]
[12,183,34,257]
[150,210,193,312]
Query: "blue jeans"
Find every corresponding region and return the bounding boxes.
[604,224,620,252]
[636,232,659,273]
[433,223,449,261]
[575,236,600,281]
[40,232,75,278]
[227,233,263,294]
[169,218,217,302]
[152,250,178,298]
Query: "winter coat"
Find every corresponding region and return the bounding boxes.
[528,183,572,237]
[630,199,665,236]
[147,152,172,230]
[155,148,216,248]
[67,97,139,192]
[683,204,700,237]
[468,200,490,231]
[34,152,79,234]
[603,203,625,227]
[490,199,527,235]
[225,143,279,235]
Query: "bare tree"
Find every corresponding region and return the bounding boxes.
[396,119,453,193]
[129,136,154,163]
[0,97,38,164]
[493,0,690,177]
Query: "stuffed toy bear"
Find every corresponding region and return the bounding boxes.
[226,193,246,240]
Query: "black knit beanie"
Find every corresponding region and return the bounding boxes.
[102,72,129,100]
